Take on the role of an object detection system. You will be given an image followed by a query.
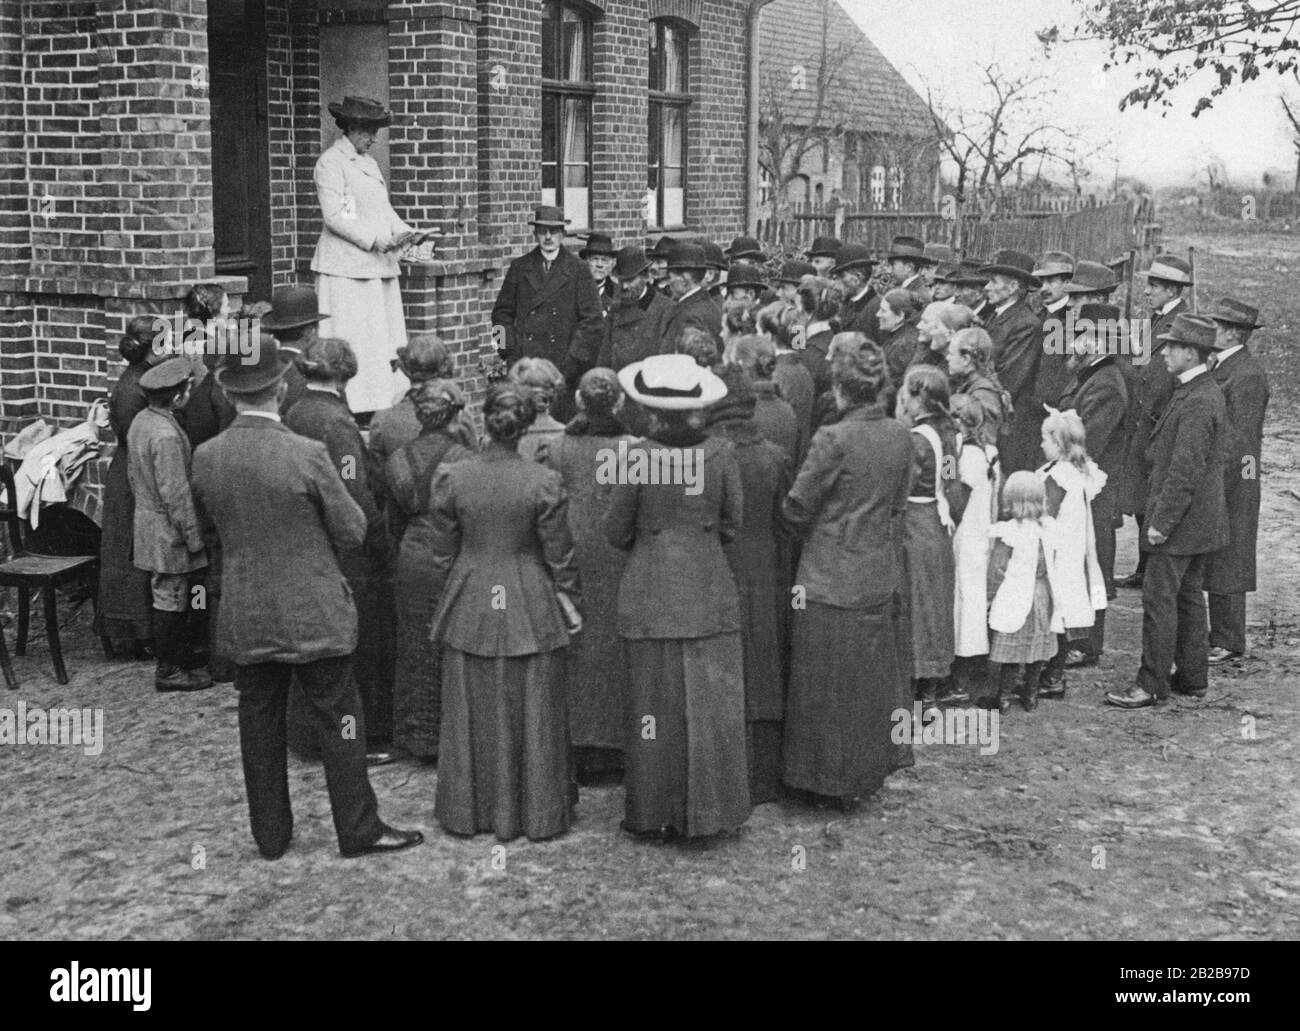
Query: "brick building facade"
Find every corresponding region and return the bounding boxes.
[1,0,758,442]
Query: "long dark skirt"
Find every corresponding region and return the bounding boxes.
[392,541,442,759]
[782,600,900,800]
[904,502,956,679]
[94,449,152,645]
[435,647,573,842]
[622,634,751,838]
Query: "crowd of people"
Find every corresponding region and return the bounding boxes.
[95,186,1271,857]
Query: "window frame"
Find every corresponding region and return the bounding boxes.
[647,17,691,231]
[541,0,596,231]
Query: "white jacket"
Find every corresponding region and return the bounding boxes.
[310,136,411,280]
[1039,459,1108,629]
[987,517,1067,635]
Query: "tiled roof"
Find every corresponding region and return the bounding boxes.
[759,0,936,139]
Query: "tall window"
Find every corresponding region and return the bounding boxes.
[870,165,886,209]
[542,1,593,230]
[647,19,689,229]
[889,166,903,210]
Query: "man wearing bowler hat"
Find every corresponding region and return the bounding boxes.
[598,245,676,372]
[886,235,933,306]
[806,236,841,277]
[832,243,879,340]
[775,260,815,304]
[726,235,766,265]
[661,242,723,353]
[953,259,991,315]
[260,285,324,416]
[580,231,618,312]
[980,249,1045,473]
[191,334,424,858]
[491,204,604,422]
[1203,298,1271,663]
[921,242,954,290]
[1107,314,1229,709]
[1117,253,1194,589]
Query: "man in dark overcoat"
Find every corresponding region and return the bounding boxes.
[1106,315,1230,709]
[979,249,1044,474]
[832,244,879,340]
[1054,303,1130,675]
[598,245,676,371]
[1203,298,1271,663]
[661,242,723,353]
[191,335,423,859]
[580,231,618,313]
[492,204,604,421]
[1116,253,1192,588]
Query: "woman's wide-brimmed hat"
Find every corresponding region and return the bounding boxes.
[979,249,1041,286]
[1206,296,1265,329]
[216,333,295,394]
[618,353,728,411]
[528,204,570,229]
[327,96,393,127]
[261,285,328,332]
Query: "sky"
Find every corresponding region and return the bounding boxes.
[840,0,1297,190]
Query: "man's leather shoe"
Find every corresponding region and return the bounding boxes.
[340,825,424,858]
[1105,685,1159,709]
[1064,650,1098,669]
[155,664,215,692]
[1207,646,1242,665]
[1038,676,1066,699]
[1116,572,1144,589]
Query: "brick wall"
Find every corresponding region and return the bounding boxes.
[2,0,754,439]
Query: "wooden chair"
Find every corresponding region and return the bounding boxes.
[0,464,101,688]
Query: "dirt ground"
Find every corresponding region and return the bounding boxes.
[2,215,1298,940]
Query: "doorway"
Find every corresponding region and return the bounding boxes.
[208,0,272,302]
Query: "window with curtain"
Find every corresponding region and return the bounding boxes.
[542,1,594,230]
[870,165,886,209]
[647,18,689,229]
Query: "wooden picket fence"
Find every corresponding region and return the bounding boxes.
[755,200,1152,267]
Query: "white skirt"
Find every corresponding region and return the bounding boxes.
[315,273,410,414]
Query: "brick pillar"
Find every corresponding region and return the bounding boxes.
[475,0,541,253]
[591,2,648,244]
[0,2,34,423]
[289,1,321,278]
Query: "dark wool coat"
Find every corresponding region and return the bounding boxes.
[838,288,879,341]
[604,433,743,639]
[192,415,367,664]
[1033,302,1074,412]
[1060,354,1129,489]
[98,363,153,632]
[783,403,913,610]
[1142,370,1231,556]
[950,370,1006,449]
[799,325,837,398]
[662,287,723,354]
[491,246,605,378]
[1204,346,1270,593]
[984,297,1044,474]
[598,283,676,370]
[127,406,206,574]
[752,381,803,467]
[773,352,815,442]
[180,370,237,449]
[1120,297,1186,514]
[426,443,580,657]
[882,321,921,390]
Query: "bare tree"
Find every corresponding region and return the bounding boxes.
[1281,70,1300,193]
[922,61,1106,218]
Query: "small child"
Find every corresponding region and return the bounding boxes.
[948,395,1002,703]
[983,471,1060,712]
[1037,407,1109,697]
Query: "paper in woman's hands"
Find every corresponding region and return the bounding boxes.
[386,227,442,252]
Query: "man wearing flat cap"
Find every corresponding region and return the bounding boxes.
[1117,253,1193,589]
[1106,314,1229,709]
[130,357,211,693]
[192,336,424,858]
[980,249,1045,473]
[661,242,723,355]
[492,204,604,423]
[1203,298,1271,664]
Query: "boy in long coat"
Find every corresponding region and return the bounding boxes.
[128,358,211,692]
[1107,315,1229,709]
[1203,298,1271,662]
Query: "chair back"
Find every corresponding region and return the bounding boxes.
[0,464,25,555]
